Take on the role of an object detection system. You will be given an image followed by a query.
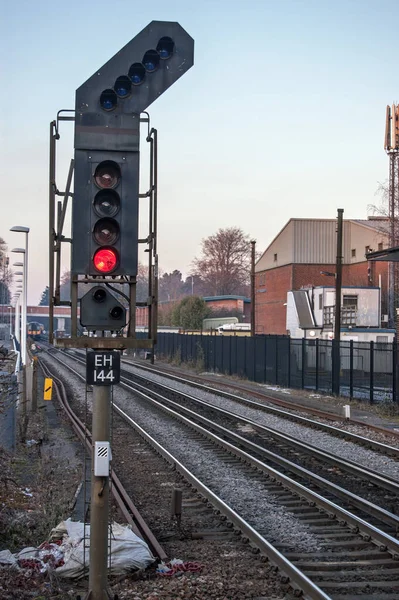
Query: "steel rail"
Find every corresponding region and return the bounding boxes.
[112,403,331,600]
[127,359,399,445]
[52,349,399,530]
[46,347,399,599]
[38,357,167,561]
[118,374,399,545]
[121,368,399,494]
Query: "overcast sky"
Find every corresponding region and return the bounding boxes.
[1,0,397,304]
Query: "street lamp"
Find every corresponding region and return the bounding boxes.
[11,250,27,363]
[13,293,21,345]
[10,226,29,365]
[8,306,12,339]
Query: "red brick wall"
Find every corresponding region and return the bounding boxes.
[205,299,245,313]
[256,261,390,335]
[293,264,337,289]
[255,265,292,335]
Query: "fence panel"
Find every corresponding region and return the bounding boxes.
[153,333,396,404]
[277,337,290,387]
[289,339,302,389]
[236,337,247,378]
[254,336,266,383]
[265,337,277,384]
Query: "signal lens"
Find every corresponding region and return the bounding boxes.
[93,218,119,245]
[93,288,107,303]
[100,89,117,111]
[93,248,118,273]
[94,161,121,189]
[114,76,132,98]
[142,49,160,72]
[110,306,123,320]
[128,62,145,85]
[156,37,174,59]
[94,189,120,217]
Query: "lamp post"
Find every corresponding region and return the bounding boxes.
[11,257,27,361]
[8,306,12,339]
[10,226,29,365]
[12,251,26,364]
[14,294,21,345]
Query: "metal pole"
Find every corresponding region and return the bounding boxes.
[9,307,12,339]
[88,385,111,600]
[22,232,29,365]
[251,240,256,336]
[49,121,56,344]
[15,296,20,343]
[332,208,344,395]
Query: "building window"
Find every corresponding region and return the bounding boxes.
[259,273,266,286]
[319,294,323,310]
[342,295,357,326]
[273,253,277,262]
[378,242,383,251]
[343,295,358,308]
[351,248,356,258]
[365,245,370,254]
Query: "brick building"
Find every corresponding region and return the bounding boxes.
[255,217,390,335]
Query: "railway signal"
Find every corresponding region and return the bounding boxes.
[71,21,194,279]
[80,286,126,330]
[48,21,195,600]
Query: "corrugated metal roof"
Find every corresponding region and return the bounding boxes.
[352,219,390,233]
[292,290,315,328]
[256,218,390,271]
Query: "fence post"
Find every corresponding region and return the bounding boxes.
[275,336,278,385]
[264,337,267,383]
[393,340,397,404]
[244,336,247,378]
[369,340,374,404]
[349,340,354,399]
[287,337,291,388]
[315,338,319,391]
[251,336,255,382]
[332,340,340,396]
[301,338,305,389]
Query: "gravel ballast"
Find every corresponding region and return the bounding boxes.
[123,363,399,480]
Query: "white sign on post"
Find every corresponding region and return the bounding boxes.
[87,351,120,385]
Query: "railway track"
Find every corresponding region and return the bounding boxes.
[116,364,399,519]
[43,347,399,599]
[122,358,399,442]
[38,357,167,562]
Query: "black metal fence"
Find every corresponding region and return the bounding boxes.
[154,333,397,403]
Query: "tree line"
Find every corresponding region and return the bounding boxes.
[39,227,255,314]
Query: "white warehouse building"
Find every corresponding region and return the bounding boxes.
[286,285,395,343]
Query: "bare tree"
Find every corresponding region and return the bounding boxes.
[158,270,185,301]
[192,227,252,296]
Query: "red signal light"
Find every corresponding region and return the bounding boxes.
[93,248,118,273]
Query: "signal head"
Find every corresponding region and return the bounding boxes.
[156,37,174,59]
[99,89,117,111]
[93,288,107,303]
[93,247,119,274]
[128,62,146,85]
[94,161,121,189]
[142,49,160,72]
[93,218,119,246]
[93,189,120,218]
[114,76,132,98]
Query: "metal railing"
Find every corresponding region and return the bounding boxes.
[152,333,397,404]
